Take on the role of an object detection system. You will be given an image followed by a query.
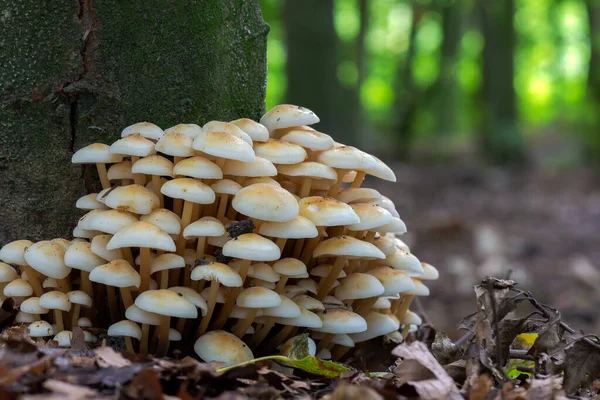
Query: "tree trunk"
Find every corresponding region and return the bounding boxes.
[283,0,339,136]
[584,0,600,162]
[478,0,525,164]
[0,0,268,243]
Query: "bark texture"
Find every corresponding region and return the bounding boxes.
[0,0,269,242]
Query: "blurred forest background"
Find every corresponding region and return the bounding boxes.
[261,0,600,337]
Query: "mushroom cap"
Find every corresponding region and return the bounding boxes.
[262,295,301,318]
[230,305,263,319]
[313,236,385,260]
[316,146,377,171]
[0,240,34,266]
[222,157,277,178]
[121,122,164,141]
[161,178,215,204]
[77,317,92,328]
[260,219,317,243]
[297,278,318,295]
[260,104,320,132]
[0,263,18,282]
[140,208,182,235]
[72,143,123,164]
[16,311,37,323]
[169,329,182,341]
[28,320,54,337]
[283,285,308,299]
[248,263,280,283]
[403,310,423,326]
[310,264,346,279]
[203,121,253,145]
[78,209,138,235]
[350,312,399,343]
[192,131,255,163]
[132,155,174,177]
[277,161,337,181]
[364,155,396,182]
[54,331,73,347]
[230,118,269,142]
[91,235,124,261]
[164,123,202,139]
[168,286,208,316]
[293,295,325,311]
[277,126,334,151]
[281,335,317,357]
[108,162,136,183]
[377,217,407,235]
[322,295,345,308]
[24,241,71,279]
[90,259,141,288]
[125,304,161,325]
[371,236,399,256]
[21,297,49,314]
[236,287,281,309]
[366,267,416,297]
[108,320,142,339]
[200,286,228,303]
[272,258,308,278]
[155,132,194,157]
[173,156,223,180]
[275,307,323,328]
[390,236,411,253]
[223,234,281,262]
[420,263,439,280]
[76,193,109,210]
[232,183,298,222]
[312,331,355,347]
[245,177,281,187]
[298,197,360,227]
[314,309,367,334]
[376,250,424,276]
[51,238,71,251]
[107,221,176,252]
[110,133,156,157]
[405,279,430,296]
[39,291,71,312]
[67,290,93,308]
[372,297,392,309]
[336,188,382,204]
[194,330,254,366]
[334,273,385,300]
[150,254,185,274]
[104,185,160,215]
[249,279,276,290]
[207,233,230,248]
[191,262,242,287]
[210,179,243,196]
[135,289,197,318]
[367,195,399,218]
[253,139,307,165]
[346,204,393,231]
[183,217,225,239]
[42,278,58,289]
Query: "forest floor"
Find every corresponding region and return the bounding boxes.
[371,162,600,340]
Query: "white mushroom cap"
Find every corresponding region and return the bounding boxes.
[151,254,185,274]
[72,143,122,164]
[371,236,399,256]
[314,309,367,334]
[76,193,109,210]
[350,312,399,343]
[283,285,308,299]
[372,297,392,310]
[334,273,385,300]
[91,235,124,261]
[107,221,176,252]
[121,122,164,141]
[403,310,423,326]
[420,263,439,280]
[222,234,281,262]
[78,209,138,235]
[168,286,208,316]
[298,197,360,227]
[65,242,106,272]
[16,311,37,323]
[194,330,254,366]
[229,118,269,143]
[20,297,49,314]
[54,330,73,347]
[364,155,396,182]
[276,307,323,328]
[297,278,318,295]
[317,348,332,359]
[203,121,253,145]
[310,264,346,279]
[293,295,325,311]
[110,133,157,157]
[42,278,58,289]
[272,258,308,278]
[164,123,202,139]
[90,260,141,288]
[232,184,298,222]
[377,217,407,234]
[405,279,430,296]
[249,279,276,290]
[259,216,318,240]
[4,279,33,297]
[366,267,416,297]
[277,161,337,181]
[24,241,71,279]
[77,317,92,328]
[125,304,161,325]
[248,263,280,283]
[135,289,198,318]
[262,295,301,318]
[67,290,93,308]
[140,208,182,236]
[200,286,228,303]
[173,156,223,180]
[84,331,98,344]
[39,291,71,312]
[316,146,377,171]
[191,262,242,287]
[375,250,424,276]
[0,240,34,266]
[346,204,393,231]
[210,179,243,196]
[107,161,134,181]
[260,104,320,132]
[312,332,355,347]
[281,335,317,357]
[73,225,97,239]
[155,132,194,157]
[108,320,142,340]
[104,185,160,215]
[161,178,216,204]
[132,155,174,177]
[313,236,385,260]
[253,139,307,165]
[28,320,54,337]
[169,329,182,341]
[0,262,18,282]
[183,217,225,239]
[223,157,277,178]
[277,126,334,151]
[192,131,255,163]
[236,287,281,309]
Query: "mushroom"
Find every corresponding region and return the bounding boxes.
[103,184,160,215]
[28,320,54,340]
[253,139,307,168]
[67,291,93,330]
[0,263,18,302]
[231,183,299,231]
[259,216,318,255]
[20,297,48,321]
[135,289,197,357]
[265,307,323,349]
[89,259,141,320]
[15,311,37,324]
[222,156,276,187]
[24,241,71,293]
[64,242,106,300]
[132,155,174,207]
[251,295,300,346]
[316,146,378,196]
[39,291,71,332]
[4,279,33,305]
[192,130,255,170]
[194,330,254,367]
[333,273,385,316]
[202,121,254,145]
[259,104,320,133]
[183,217,226,284]
[77,317,92,328]
[107,161,134,185]
[277,162,337,198]
[232,287,282,338]
[164,123,202,139]
[71,143,123,189]
[151,253,185,289]
[0,240,44,298]
[313,308,367,352]
[54,331,73,347]
[125,304,161,355]
[76,193,109,210]
[209,180,243,221]
[108,320,142,353]
[121,122,164,141]
[168,286,208,335]
[109,133,157,185]
[229,119,269,143]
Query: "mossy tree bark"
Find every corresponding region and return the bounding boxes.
[0,0,268,243]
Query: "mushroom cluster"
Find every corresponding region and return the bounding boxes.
[0,104,438,366]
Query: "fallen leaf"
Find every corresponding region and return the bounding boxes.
[95,345,131,368]
[329,382,384,400]
[468,374,492,400]
[526,376,565,400]
[126,368,164,400]
[71,328,88,351]
[563,339,600,394]
[43,379,97,399]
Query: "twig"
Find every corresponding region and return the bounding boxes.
[454,331,474,346]
[509,350,535,360]
[485,281,508,380]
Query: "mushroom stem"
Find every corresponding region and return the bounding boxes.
[160,270,169,289]
[273,276,289,294]
[131,156,145,185]
[195,237,207,259]
[124,337,134,353]
[140,323,150,355]
[275,238,287,253]
[191,203,202,224]
[252,318,275,347]
[95,163,111,189]
[299,235,321,265]
[216,194,229,221]
[80,271,94,301]
[151,175,164,207]
[327,169,344,197]
[57,279,70,293]
[196,280,219,336]
[363,231,376,243]
[395,295,414,323]
[390,297,402,314]
[316,257,345,299]
[298,177,312,198]
[106,286,120,323]
[139,247,152,292]
[350,171,366,188]
[71,304,81,330]
[54,310,64,332]
[265,324,296,349]
[215,158,226,169]
[233,309,258,338]
[177,201,195,287]
[122,248,135,266]
[22,266,44,297]
[175,317,186,333]
[354,297,378,317]
[402,324,411,339]
[213,259,251,329]
[331,345,352,361]
[156,315,171,357]
[316,333,333,353]
[291,239,305,258]
[119,287,134,309]
[236,176,246,187]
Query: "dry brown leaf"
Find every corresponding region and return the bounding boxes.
[526,376,565,400]
[392,341,462,400]
[468,374,492,400]
[126,368,164,400]
[43,379,97,399]
[95,345,131,368]
[328,383,384,400]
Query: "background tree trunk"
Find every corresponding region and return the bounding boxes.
[0,0,269,243]
[584,0,600,162]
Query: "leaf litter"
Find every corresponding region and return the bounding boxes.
[0,277,599,399]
